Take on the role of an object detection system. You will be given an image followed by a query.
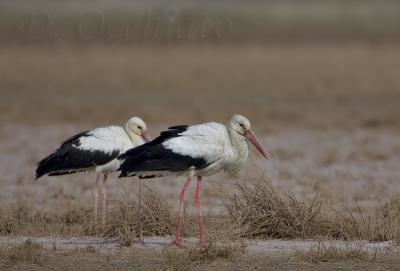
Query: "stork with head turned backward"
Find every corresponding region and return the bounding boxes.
[35,116,151,230]
[118,114,268,247]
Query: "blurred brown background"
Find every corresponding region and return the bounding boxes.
[1,0,400,213]
[1,0,399,130]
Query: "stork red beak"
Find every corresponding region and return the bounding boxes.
[142,131,152,142]
[245,130,268,159]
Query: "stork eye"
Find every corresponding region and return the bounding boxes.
[239,123,244,128]
[138,126,142,130]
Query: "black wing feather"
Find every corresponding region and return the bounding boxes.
[35,131,119,179]
[118,125,208,178]
[60,130,90,146]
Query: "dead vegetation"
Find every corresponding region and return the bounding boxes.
[293,241,374,263]
[1,180,400,248]
[0,239,46,265]
[226,177,400,243]
[366,198,400,245]
[0,200,93,236]
[377,197,400,245]
[226,179,329,239]
[0,186,174,240]
[0,186,188,242]
[328,198,400,244]
[106,186,175,246]
[162,237,244,271]
[0,201,35,235]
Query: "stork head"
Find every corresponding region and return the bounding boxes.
[125,116,152,142]
[229,114,268,159]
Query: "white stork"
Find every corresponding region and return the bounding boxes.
[118,114,267,247]
[35,116,151,228]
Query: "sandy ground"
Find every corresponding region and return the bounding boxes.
[1,123,400,270]
[1,123,399,212]
[0,236,397,254]
[1,236,400,271]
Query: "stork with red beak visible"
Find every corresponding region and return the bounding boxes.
[118,114,267,247]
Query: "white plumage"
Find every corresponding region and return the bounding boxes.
[77,126,144,173]
[36,116,151,229]
[36,117,150,178]
[161,122,248,177]
[77,126,134,155]
[118,114,267,247]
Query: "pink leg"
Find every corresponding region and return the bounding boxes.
[101,173,108,232]
[195,176,207,247]
[138,179,144,244]
[175,176,191,247]
[93,173,102,230]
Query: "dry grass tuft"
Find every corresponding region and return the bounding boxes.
[53,206,93,236]
[329,203,373,240]
[106,186,175,246]
[225,178,331,239]
[187,241,243,264]
[293,241,372,263]
[0,201,93,236]
[161,224,244,270]
[162,240,243,271]
[192,227,245,263]
[0,239,46,265]
[225,177,400,243]
[330,199,400,243]
[0,202,33,235]
[370,198,400,245]
[162,248,193,271]
[1,181,400,247]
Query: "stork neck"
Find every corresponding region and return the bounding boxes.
[227,127,247,150]
[125,128,144,145]
[226,127,249,175]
